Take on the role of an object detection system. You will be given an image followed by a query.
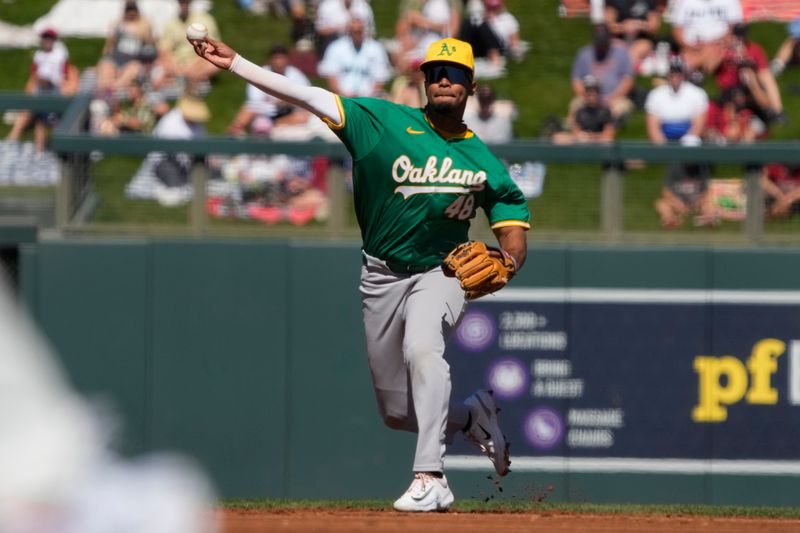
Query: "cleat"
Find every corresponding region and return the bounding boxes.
[393,473,454,512]
[464,389,511,477]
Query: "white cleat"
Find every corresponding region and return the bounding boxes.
[464,389,511,476]
[392,473,454,512]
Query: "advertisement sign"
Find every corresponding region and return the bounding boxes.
[445,289,800,474]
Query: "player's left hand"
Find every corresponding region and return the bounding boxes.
[442,241,516,300]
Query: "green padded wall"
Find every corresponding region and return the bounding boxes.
[149,241,290,497]
[29,241,150,453]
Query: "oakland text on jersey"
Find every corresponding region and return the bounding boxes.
[391,154,488,188]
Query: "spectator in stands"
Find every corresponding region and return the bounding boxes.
[460,0,524,67]
[604,0,661,69]
[318,17,392,98]
[152,0,221,90]
[715,23,785,126]
[463,84,516,143]
[705,86,760,144]
[150,93,209,205]
[762,163,800,219]
[395,0,461,65]
[570,23,634,122]
[645,57,707,145]
[228,44,312,137]
[314,0,375,56]
[552,75,616,144]
[108,78,159,135]
[389,58,427,108]
[96,1,155,93]
[6,28,78,152]
[771,18,800,76]
[670,0,743,76]
[646,57,715,228]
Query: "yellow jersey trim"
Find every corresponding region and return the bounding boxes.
[490,220,531,230]
[423,113,474,139]
[322,95,346,130]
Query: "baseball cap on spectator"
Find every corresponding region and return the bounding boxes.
[732,23,749,38]
[40,28,58,39]
[124,0,139,12]
[484,0,503,9]
[177,95,210,123]
[668,56,685,74]
[790,18,800,39]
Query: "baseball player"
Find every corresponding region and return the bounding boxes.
[190,35,530,511]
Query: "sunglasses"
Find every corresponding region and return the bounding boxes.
[423,64,472,86]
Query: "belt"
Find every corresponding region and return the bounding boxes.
[384,260,438,275]
[361,251,438,275]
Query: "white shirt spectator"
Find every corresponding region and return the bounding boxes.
[33,40,69,87]
[154,108,205,139]
[487,11,520,50]
[671,0,743,45]
[318,35,392,97]
[245,65,310,118]
[315,0,375,37]
[645,81,708,128]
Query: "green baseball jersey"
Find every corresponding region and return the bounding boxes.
[329,96,530,267]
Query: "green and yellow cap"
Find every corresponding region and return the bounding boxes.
[420,38,474,75]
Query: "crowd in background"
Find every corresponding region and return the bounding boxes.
[4,0,800,227]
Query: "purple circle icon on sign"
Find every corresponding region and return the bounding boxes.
[524,408,564,450]
[487,358,528,400]
[455,310,496,352]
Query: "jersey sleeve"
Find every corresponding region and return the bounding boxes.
[484,160,531,230]
[329,97,386,161]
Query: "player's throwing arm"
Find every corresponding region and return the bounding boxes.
[187,32,342,125]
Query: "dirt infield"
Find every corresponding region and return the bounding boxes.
[221,508,800,532]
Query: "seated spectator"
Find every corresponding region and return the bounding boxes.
[107,79,160,135]
[552,75,615,144]
[604,0,661,69]
[644,58,707,145]
[389,58,427,108]
[96,1,155,93]
[314,0,375,56]
[150,93,209,205]
[570,23,634,121]
[463,85,516,143]
[762,164,800,219]
[655,162,715,228]
[6,28,78,152]
[670,0,743,76]
[318,17,392,98]
[460,0,524,66]
[152,0,221,90]
[705,87,760,144]
[715,23,785,126]
[646,57,714,228]
[771,18,800,76]
[395,0,461,65]
[228,44,312,137]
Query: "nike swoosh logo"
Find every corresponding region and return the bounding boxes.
[406,126,425,135]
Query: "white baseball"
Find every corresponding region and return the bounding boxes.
[186,22,208,41]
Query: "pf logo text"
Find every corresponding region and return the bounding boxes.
[692,339,800,422]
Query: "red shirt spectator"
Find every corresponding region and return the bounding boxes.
[715,39,768,91]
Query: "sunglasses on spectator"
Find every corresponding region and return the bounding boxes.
[423,65,472,86]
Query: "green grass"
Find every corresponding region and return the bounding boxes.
[2,0,800,235]
[223,499,800,518]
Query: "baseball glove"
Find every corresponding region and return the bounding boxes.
[442,241,516,300]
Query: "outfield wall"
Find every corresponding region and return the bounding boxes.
[18,241,800,505]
